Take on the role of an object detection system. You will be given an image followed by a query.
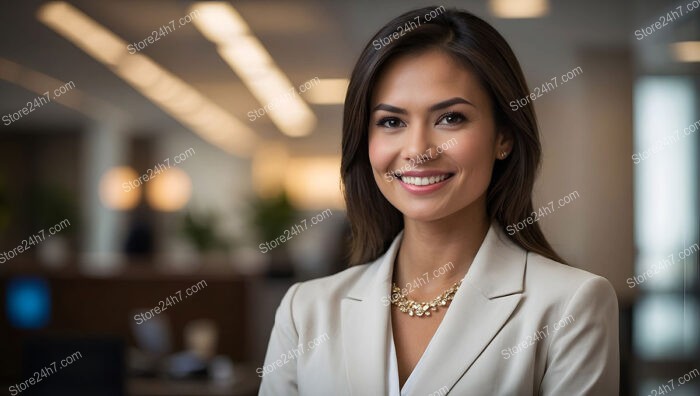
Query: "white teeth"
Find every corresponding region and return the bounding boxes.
[400,174,450,186]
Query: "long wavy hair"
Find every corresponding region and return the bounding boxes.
[341,6,564,265]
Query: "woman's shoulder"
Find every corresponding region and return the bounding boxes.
[524,251,617,306]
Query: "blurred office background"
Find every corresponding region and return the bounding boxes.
[0,0,698,395]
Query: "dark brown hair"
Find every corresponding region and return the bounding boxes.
[341,6,564,265]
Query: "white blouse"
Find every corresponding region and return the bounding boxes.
[388,323,418,396]
[387,274,469,395]
[387,310,443,395]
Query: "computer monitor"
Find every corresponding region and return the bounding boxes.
[18,336,125,396]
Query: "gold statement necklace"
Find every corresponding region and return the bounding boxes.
[390,279,463,317]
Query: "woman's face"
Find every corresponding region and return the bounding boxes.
[368,49,511,222]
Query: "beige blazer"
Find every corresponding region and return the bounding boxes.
[259,223,619,395]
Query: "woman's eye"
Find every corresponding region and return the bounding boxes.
[376,117,405,128]
[436,112,466,125]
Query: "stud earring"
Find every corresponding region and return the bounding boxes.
[500,151,508,159]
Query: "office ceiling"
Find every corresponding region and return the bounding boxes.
[0,0,696,156]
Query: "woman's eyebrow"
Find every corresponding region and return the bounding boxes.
[429,97,474,111]
[372,103,407,114]
[371,97,474,114]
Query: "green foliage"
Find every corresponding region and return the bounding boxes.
[250,192,297,243]
[181,210,229,252]
[28,184,78,234]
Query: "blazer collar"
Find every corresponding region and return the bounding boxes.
[341,222,527,395]
[346,221,526,300]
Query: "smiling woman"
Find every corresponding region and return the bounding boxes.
[260,6,619,396]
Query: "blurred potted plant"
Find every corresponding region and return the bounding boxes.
[28,184,79,267]
[249,192,297,278]
[181,210,230,263]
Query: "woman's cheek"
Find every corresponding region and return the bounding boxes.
[368,134,395,172]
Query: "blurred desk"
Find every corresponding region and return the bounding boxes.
[0,260,259,385]
[128,374,259,396]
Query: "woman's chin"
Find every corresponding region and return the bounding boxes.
[398,207,452,223]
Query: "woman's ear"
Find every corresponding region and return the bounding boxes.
[495,128,514,159]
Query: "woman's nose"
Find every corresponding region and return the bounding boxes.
[400,125,435,163]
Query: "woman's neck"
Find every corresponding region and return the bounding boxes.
[393,203,490,300]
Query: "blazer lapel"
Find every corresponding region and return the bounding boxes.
[341,232,403,396]
[406,224,527,395]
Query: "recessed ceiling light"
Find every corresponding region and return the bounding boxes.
[37,1,258,156]
[304,79,349,105]
[191,2,317,137]
[671,41,700,63]
[490,0,549,19]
